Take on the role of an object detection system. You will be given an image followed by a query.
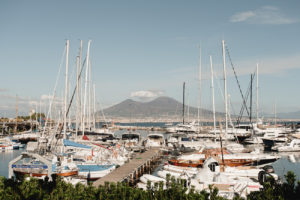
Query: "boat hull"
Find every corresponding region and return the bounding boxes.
[14,170,48,177]
[55,170,78,177]
[169,158,254,167]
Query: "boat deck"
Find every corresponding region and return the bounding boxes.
[93,148,161,187]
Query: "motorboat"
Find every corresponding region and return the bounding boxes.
[157,169,191,180]
[166,122,198,134]
[77,164,115,180]
[137,174,167,190]
[209,124,252,142]
[272,139,300,152]
[243,136,263,145]
[163,164,198,176]
[167,134,203,150]
[144,133,165,148]
[231,124,253,143]
[140,174,166,184]
[120,131,144,152]
[201,157,278,181]
[175,122,197,133]
[12,131,40,143]
[244,130,288,145]
[189,158,265,199]
[165,125,177,133]
[262,131,288,149]
[0,137,20,151]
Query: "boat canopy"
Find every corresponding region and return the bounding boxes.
[63,139,92,149]
[77,164,115,172]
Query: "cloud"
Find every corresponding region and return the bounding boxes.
[231,11,255,22]
[130,90,164,101]
[230,6,298,24]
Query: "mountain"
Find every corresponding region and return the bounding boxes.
[100,96,300,121]
[260,110,300,120]
[101,96,216,120]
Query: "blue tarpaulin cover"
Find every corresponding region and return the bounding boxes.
[77,164,115,172]
[63,139,92,149]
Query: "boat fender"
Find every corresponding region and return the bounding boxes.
[258,171,267,185]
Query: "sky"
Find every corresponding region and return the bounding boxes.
[0,0,300,117]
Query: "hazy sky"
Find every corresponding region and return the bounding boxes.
[0,0,300,117]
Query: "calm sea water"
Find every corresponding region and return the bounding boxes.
[0,148,23,178]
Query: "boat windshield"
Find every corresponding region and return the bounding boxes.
[122,134,140,140]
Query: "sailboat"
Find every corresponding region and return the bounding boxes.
[168,82,197,134]
[10,40,79,179]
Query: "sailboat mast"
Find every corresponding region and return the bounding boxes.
[35,103,38,130]
[182,82,185,124]
[250,74,253,123]
[63,40,69,139]
[48,95,52,130]
[274,103,277,127]
[222,40,228,137]
[93,84,96,129]
[79,40,83,132]
[68,75,71,129]
[256,63,259,122]
[82,40,91,136]
[197,46,202,130]
[76,55,80,138]
[187,94,190,123]
[29,100,32,131]
[88,61,92,131]
[39,99,41,128]
[15,95,18,133]
[210,55,216,139]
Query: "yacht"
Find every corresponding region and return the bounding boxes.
[144,133,165,148]
[272,139,300,152]
[121,131,142,151]
[77,164,115,180]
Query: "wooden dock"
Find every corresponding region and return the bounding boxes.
[93,148,161,187]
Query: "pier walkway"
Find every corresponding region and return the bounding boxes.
[93,148,161,187]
